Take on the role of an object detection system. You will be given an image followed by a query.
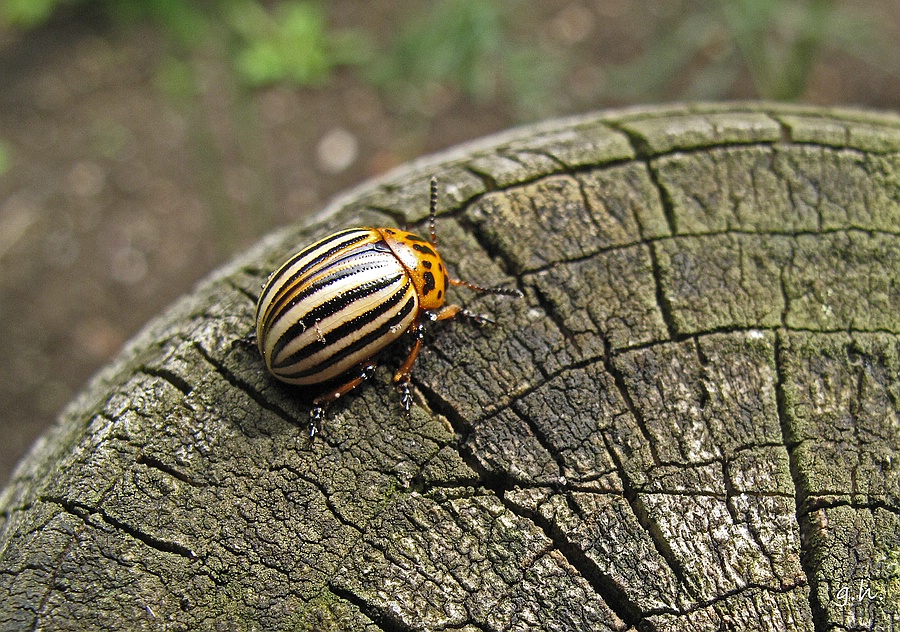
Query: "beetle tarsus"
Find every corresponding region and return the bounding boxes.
[309,406,325,438]
[460,309,495,326]
[232,332,258,350]
[398,380,413,413]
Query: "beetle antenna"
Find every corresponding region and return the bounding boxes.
[429,177,438,246]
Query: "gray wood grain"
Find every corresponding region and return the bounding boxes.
[1,103,898,631]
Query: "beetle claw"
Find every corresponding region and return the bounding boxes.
[461,309,495,326]
[398,381,413,413]
[309,406,325,438]
[232,332,257,350]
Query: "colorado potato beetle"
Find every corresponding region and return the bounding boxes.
[255,178,520,435]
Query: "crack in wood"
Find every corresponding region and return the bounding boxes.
[139,366,193,397]
[526,280,587,357]
[573,169,618,254]
[452,208,524,288]
[645,159,680,237]
[135,454,201,487]
[192,341,302,430]
[602,341,662,469]
[634,578,809,625]
[27,514,85,632]
[496,491,643,627]
[224,278,259,304]
[647,242,679,341]
[512,148,570,169]
[721,459,783,586]
[800,497,900,518]
[623,489,701,604]
[326,583,419,632]
[463,164,500,192]
[44,495,196,560]
[274,464,370,533]
[774,331,824,632]
[517,226,900,278]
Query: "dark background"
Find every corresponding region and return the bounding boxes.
[1,0,898,485]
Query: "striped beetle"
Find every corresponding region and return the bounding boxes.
[255,178,520,435]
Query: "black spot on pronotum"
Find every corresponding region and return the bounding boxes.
[423,271,436,295]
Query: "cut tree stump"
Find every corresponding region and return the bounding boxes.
[1,103,898,631]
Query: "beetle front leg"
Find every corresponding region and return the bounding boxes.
[232,331,258,351]
[310,361,379,436]
[434,303,495,326]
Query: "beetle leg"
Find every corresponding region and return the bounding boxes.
[449,277,522,298]
[433,302,496,326]
[309,361,379,436]
[393,322,428,412]
[460,309,495,326]
[432,304,461,321]
[308,406,325,439]
[397,381,414,413]
[232,331,258,350]
[443,280,521,325]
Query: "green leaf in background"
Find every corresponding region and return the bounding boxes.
[0,0,64,28]
[227,0,368,87]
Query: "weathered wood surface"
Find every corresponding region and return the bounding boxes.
[1,103,899,631]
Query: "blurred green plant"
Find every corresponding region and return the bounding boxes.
[367,0,563,118]
[3,0,367,89]
[225,0,368,87]
[0,0,64,28]
[606,0,881,101]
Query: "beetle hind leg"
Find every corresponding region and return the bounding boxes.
[444,279,521,325]
[309,361,379,436]
[448,277,522,298]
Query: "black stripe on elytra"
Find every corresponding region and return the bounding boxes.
[263,230,372,313]
[279,292,416,378]
[265,245,393,330]
[270,271,404,363]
